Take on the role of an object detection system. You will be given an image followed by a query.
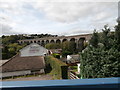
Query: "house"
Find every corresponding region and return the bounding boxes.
[66,55,81,74]
[48,49,62,54]
[0,43,48,78]
[66,55,80,64]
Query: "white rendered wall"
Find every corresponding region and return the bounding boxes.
[20,43,48,57]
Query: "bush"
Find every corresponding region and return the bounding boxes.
[70,66,77,70]
[45,56,68,79]
[62,51,72,57]
[52,53,60,59]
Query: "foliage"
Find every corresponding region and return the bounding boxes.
[62,41,76,57]
[2,46,9,59]
[2,43,26,59]
[29,34,57,39]
[101,25,111,49]
[2,35,20,45]
[61,50,72,57]
[115,18,120,51]
[62,41,76,52]
[84,41,88,48]
[52,53,60,59]
[80,46,120,78]
[62,41,70,51]
[70,66,77,70]
[45,41,77,57]
[115,18,120,43]
[90,29,99,48]
[45,43,61,49]
[69,41,76,53]
[2,34,58,42]
[45,56,68,79]
[70,66,78,72]
[80,21,120,78]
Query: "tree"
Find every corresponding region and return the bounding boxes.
[2,43,26,59]
[62,41,69,51]
[101,25,111,49]
[80,46,120,78]
[2,46,9,59]
[45,43,61,49]
[61,41,74,57]
[69,41,76,53]
[80,23,120,78]
[90,29,99,48]
[115,18,120,51]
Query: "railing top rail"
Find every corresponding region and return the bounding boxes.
[1,77,119,88]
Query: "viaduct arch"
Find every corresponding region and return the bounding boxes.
[18,34,92,52]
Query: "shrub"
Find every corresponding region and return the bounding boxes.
[52,53,60,59]
[62,51,72,57]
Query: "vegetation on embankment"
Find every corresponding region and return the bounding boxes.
[45,56,68,79]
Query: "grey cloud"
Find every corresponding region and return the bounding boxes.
[0,2,27,15]
[0,24,23,35]
[33,1,118,23]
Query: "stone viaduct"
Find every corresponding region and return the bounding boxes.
[18,34,92,51]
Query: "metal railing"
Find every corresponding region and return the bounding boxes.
[1,77,119,89]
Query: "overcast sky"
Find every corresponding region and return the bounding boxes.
[0,0,119,36]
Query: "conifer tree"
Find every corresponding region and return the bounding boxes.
[90,29,99,48]
[101,25,110,49]
[115,17,120,45]
[114,18,120,51]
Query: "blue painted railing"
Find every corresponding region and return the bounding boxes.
[0,77,120,89]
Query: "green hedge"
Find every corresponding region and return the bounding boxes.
[45,56,68,79]
[80,46,120,79]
